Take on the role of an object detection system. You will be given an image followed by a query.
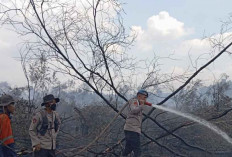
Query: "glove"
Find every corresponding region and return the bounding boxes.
[145,102,152,106]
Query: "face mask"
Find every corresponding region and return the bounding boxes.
[50,103,57,111]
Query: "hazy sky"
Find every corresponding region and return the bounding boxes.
[122,0,232,85]
[0,0,232,86]
[123,0,232,37]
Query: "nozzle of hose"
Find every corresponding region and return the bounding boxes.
[145,102,152,106]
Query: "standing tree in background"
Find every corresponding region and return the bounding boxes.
[2,0,232,156]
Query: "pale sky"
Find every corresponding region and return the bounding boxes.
[0,0,232,86]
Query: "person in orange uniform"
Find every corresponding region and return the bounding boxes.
[0,94,17,157]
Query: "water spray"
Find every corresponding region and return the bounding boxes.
[146,102,232,145]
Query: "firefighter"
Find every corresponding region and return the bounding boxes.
[0,94,17,157]
[29,94,61,157]
[123,89,152,157]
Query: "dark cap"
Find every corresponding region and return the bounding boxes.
[41,94,60,106]
[137,89,149,98]
[0,95,15,107]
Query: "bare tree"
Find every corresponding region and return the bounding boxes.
[1,0,232,157]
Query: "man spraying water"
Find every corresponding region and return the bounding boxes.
[122,89,232,157]
[122,89,152,157]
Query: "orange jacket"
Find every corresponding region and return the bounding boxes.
[0,114,14,145]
